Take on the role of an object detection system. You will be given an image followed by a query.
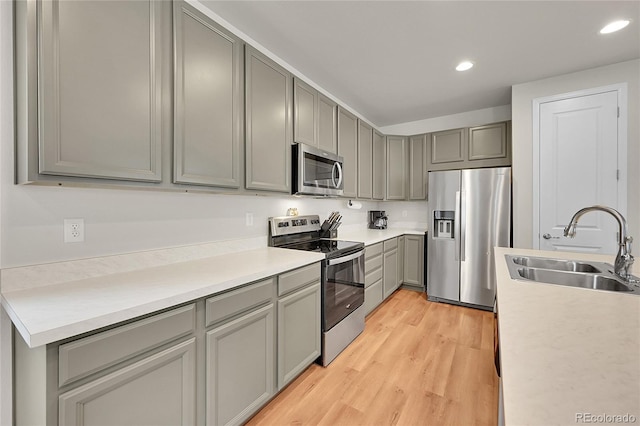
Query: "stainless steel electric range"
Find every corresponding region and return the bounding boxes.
[268,215,365,366]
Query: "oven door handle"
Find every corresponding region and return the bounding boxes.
[327,249,365,265]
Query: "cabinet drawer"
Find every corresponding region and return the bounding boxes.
[278,263,321,296]
[365,265,383,288]
[364,279,383,316]
[365,242,383,259]
[206,278,274,327]
[365,254,383,274]
[383,238,398,252]
[59,304,196,387]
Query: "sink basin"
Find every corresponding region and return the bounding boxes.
[516,267,634,292]
[510,256,600,273]
[504,254,639,295]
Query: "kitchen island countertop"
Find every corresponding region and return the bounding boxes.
[495,247,640,425]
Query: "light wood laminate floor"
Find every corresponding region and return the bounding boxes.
[247,289,498,425]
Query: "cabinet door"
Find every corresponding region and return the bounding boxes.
[383,248,398,299]
[357,121,373,199]
[364,279,383,316]
[38,0,163,181]
[372,130,386,200]
[206,303,275,426]
[245,46,292,192]
[59,339,196,426]
[318,94,338,154]
[386,136,407,200]
[404,235,424,288]
[408,134,428,200]
[293,78,318,147]
[337,107,358,198]
[429,128,466,170]
[468,122,509,164]
[174,2,242,188]
[398,236,405,284]
[277,282,321,389]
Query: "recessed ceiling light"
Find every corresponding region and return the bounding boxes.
[456,61,474,72]
[600,20,630,34]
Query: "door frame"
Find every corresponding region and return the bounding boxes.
[532,83,628,249]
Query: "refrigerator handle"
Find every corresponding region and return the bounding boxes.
[455,191,461,261]
[460,191,466,261]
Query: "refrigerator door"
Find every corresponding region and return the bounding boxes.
[460,167,511,308]
[427,170,461,302]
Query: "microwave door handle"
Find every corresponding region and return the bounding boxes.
[327,249,364,265]
[332,162,343,189]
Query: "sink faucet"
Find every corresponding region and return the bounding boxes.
[563,205,634,281]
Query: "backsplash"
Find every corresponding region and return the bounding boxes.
[0,184,427,269]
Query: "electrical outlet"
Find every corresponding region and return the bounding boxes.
[245,212,254,227]
[402,210,408,218]
[64,218,85,243]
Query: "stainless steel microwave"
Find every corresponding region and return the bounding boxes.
[292,143,344,196]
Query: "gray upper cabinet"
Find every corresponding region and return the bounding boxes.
[468,121,510,165]
[357,121,373,199]
[408,134,428,200]
[386,136,407,200]
[372,130,386,200]
[428,122,511,171]
[317,95,338,154]
[245,46,292,193]
[429,128,466,168]
[337,107,358,198]
[293,78,318,146]
[37,0,163,182]
[173,2,242,188]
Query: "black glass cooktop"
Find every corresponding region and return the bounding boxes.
[282,238,363,258]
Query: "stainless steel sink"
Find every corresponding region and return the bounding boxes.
[505,255,639,295]
[510,256,601,273]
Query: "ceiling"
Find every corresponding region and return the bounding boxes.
[201,1,640,127]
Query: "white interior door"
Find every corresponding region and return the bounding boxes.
[537,90,621,254]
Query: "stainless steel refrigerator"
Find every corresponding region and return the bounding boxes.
[427,167,511,310]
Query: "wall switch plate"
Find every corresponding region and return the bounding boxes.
[245,213,254,227]
[64,218,85,243]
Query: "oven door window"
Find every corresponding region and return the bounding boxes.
[303,153,340,190]
[324,254,365,331]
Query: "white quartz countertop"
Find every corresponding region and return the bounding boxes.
[1,247,324,348]
[339,228,426,246]
[495,247,640,425]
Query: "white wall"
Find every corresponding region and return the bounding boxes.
[512,59,640,249]
[0,0,10,423]
[379,105,511,136]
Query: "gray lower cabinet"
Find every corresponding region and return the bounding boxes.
[383,238,399,299]
[338,107,358,197]
[206,304,275,426]
[59,339,196,426]
[386,136,407,200]
[372,130,386,200]
[408,134,428,200]
[35,0,165,182]
[245,46,292,193]
[364,242,384,315]
[403,235,424,290]
[277,282,321,389]
[398,235,405,284]
[173,2,242,188]
[357,121,373,199]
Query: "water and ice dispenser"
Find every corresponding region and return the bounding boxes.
[433,211,455,239]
